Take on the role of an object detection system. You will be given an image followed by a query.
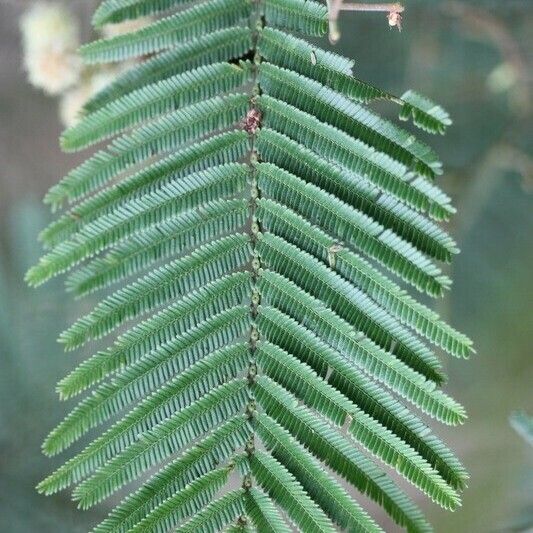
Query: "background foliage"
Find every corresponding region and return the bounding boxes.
[0,0,531,531]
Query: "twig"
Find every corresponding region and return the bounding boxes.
[339,3,404,12]
[328,1,404,43]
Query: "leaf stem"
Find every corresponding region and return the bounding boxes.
[243,0,264,483]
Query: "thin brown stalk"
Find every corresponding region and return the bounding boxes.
[328,1,404,43]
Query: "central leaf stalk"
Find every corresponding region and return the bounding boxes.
[242,0,264,504]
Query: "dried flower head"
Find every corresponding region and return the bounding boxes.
[243,108,262,134]
[388,9,403,31]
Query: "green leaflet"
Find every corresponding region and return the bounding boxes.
[60,234,251,349]
[256,127,457,262]
[255,311,467,490]
[82,0,252,63]
[256,162,450,296]
[257,97,454,220]
[259,63,442,177]
[66,199,249,296]
[263,0,328,37]
[93,416,252,533]
[62,61,253,151]
[68,269,249,364]
[39,374,250,496]
[258,271,466,425]
[256,414,381,532]
[93,0,195,26]
[84,27,253,113]
[256,198,473,357]
[249,450,337,532]
[57,303,250,400]
[245,488,289,532]
[259,26,353,75]
[400,90,452,135]
[254,345,461,509]
[44,341,250,457]
[258,28,452,134]
[179,489,247,532]
[258,27,381,101]
[253,376,432,532]
[72,379,249,508]
[45,128,249,211]
[257,232,445,383]
[28,164,249,286]
[130,467,233,532]
[45,94,249,221]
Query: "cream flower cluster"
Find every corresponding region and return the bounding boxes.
[20,2,82,96]
[20,2,152,126]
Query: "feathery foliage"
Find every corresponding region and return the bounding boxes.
[29,0,473,530]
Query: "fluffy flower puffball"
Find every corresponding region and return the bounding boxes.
[20,2,82,95]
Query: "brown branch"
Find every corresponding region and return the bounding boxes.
[339,3,404,12]
[328,1,404,43]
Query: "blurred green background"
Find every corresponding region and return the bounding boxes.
[0,0,531,531]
